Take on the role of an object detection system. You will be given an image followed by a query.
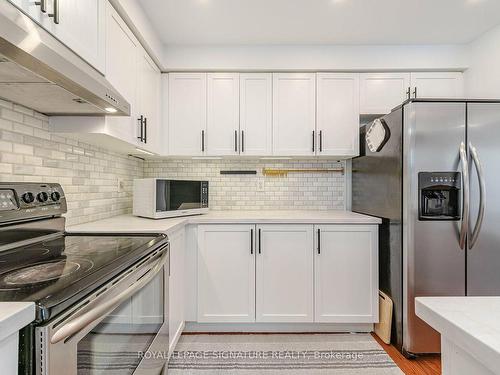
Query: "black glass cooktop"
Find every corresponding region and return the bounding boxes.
[0,233,167,321]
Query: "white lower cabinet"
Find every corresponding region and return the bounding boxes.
[314,225,378,323]
[256,225,314,322]
[195,223,378,325]
[197,225,255,323]
[169,227,185,354]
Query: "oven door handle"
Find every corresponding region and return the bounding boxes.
[50,249,169,344]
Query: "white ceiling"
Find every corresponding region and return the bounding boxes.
[139,0,500,46]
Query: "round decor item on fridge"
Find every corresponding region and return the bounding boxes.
[366,118,391,153]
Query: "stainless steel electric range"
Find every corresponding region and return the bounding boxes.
[0,183,170,375]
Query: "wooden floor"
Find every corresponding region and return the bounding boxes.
[372,333,441,375]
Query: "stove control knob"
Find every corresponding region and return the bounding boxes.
[22,192,35,204]
[37,192,49,203]
[50,191,61,202]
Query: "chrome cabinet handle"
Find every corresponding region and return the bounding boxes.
[241,130,245,153]
[412,87,418,98]
[35,0,47,12]
[319,130,323,152]
[312,131,315,152]
[406,87,411,100]
[201,130,205,152]
[234,130,238,153]
[48,0,59,24]
[144,117,147,144]
[137,115,144,142]
[469,143,485,249]
[459,142,469,250]
[51,248,169,344]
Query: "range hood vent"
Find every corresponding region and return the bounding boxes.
[0,1,130,116]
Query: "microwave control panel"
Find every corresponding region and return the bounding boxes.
[201,181,209,208]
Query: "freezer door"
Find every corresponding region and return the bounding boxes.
[467,103,500,295]
[403,102,466,354]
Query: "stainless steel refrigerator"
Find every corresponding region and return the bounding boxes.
[352,99,500,356]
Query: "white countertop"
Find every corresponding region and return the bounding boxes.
[0,302,35,342]
[415,297,500,374]
[68,210,381,234]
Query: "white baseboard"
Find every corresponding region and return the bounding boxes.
[183,322,373,333]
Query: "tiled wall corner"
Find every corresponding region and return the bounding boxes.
[0,100,144,226]
[144,159,346,210]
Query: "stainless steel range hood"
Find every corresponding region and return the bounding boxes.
[0,1,130,116]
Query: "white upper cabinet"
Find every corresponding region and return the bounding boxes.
[49,5,162,155]
[168,73,207,156]
[197,225,255,323]
[104,3,138,145]
[316,73,360,157]
[360,73,411,114]
[49,0,106,73]
[239,73,273,156]
[8,0,45,23]
[314,225,378,323]
[8,0,106,72]
[136,49,162,154]
[410,72,464,99]
[256,225,314,323]
[206,73,240,156]
[273,73,316,156]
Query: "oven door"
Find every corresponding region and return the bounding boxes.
[36,244,169,375]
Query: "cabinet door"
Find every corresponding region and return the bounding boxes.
[168,73,207,156]
[273,73,316,156]
[7,0,44,23]
[316,73,360,157]
[169,227,185,353]
[137,49,162,154]
[197,225,255,323]
[49,0,106,73]
[360,73,411,114]
[207,73,240,156]
[314,225,378,323]
[240,73,272,156]
[410,72,464,99]
[104,3,138,145]
[256,225,314,322]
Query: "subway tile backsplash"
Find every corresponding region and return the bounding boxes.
[144,159,346,211]
[0,99,144,226]
[0,99,346,224]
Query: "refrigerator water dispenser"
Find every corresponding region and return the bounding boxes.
[418,172,461,220]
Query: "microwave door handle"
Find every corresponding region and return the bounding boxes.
[50,249,169,344]
[469,143,485,249]
[459,142,469,250]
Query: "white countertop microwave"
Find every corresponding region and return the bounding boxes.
[133,178,209,219]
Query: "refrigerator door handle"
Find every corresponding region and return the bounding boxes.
[459,142,469,250]
[469,143,486,249]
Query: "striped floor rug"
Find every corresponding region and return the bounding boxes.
[168,333,403,374]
